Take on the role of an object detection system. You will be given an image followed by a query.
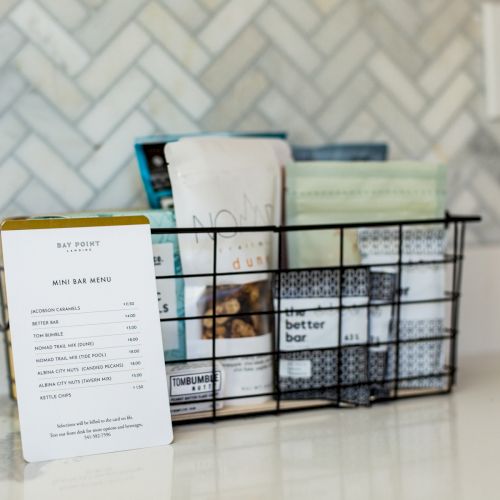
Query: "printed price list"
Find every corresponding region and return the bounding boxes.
[31,302,146,399]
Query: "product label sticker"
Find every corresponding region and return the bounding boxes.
[1,217,173,462]
[279,359,312,379]
[169,368,222,397]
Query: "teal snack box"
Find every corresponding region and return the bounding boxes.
[135,131,288,209]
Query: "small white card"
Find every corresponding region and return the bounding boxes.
[1,217,173,462]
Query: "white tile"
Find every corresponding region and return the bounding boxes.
[199,0,265,54]
[15,135,94,209]
[275,0,320,33]
[14,44,89,119]
[377,0,422,37]
[258,89,323,144]
[422,73,475,135]
[316,31,373,96]
[15,93,92,166]
[419,0,446,16]
[317,72,375,138]
[368,52,425,115]
[313,1,360,55]
[0,68,26,113]
[38,0,87,30]
[448,189,479,215]
[86,159,144,210]
[78,23,150,98]
[138,2,209,75]
[0,113,26,162]
[473,170,500,219]
[10,0,89,75]
[129,189,148,210]
[79,69,152,144]
[76,0,146,52]
[466,43,482,83]
[311,0,342,14]
[202,26,266,95]
[336,111,378,142]
[16,179,69,214]
[366,9,425,76]
[0,158,29,208]
[202,69,268,130]
[234,111,271,132]
[257,5,321,74]
[80,0,104,8]
[1,201,26,219]
[423,149,442,164]
[464,10,482,42]
[139,45,212,119]
[436,112,476,161]
[198,0,224,10]
[369,91,428,157]
[0,22,24,67]
[0,0,18,18]
[141,88,199,133]
[161,0,208,31]
[80,111,154,189]
[419,0,469,56]
[257,49,323,116]
[419,35,473,96]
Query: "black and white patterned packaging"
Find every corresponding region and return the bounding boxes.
[274,269,371,405]
[368,270,397,397]
[358,227,447,390]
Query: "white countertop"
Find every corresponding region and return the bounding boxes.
[1,353,499,500]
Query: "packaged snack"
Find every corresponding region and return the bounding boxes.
[166,361,225,415]
[292,143,388,161]
[166,136,290,406]
[359,226,447,389]
[135,132,287,209]
[285,161,446,268]
[275,268,371,405]
[285,161,447,395]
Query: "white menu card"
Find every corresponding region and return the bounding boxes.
[1,217,173,462]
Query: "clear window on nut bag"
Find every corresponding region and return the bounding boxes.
[200,281,273,340]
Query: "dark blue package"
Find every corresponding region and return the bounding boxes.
[135,131,288,209]
[292,143,388,162]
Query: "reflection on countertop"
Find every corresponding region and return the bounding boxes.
[1,353,499,500]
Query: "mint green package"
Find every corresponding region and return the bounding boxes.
[31,209,185,361]
[285,161,447,268]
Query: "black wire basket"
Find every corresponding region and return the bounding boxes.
[0,214,481,424]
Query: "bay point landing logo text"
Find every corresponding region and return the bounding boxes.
[56,240,101,253]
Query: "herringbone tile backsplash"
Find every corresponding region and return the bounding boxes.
[0,0,495,243]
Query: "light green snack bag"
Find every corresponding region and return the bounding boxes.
[285,161,446,268]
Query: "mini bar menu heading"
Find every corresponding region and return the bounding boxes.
[1,217,173,462]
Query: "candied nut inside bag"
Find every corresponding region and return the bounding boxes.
[200,281,273,340]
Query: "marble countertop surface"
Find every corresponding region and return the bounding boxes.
[1,353,499,500]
